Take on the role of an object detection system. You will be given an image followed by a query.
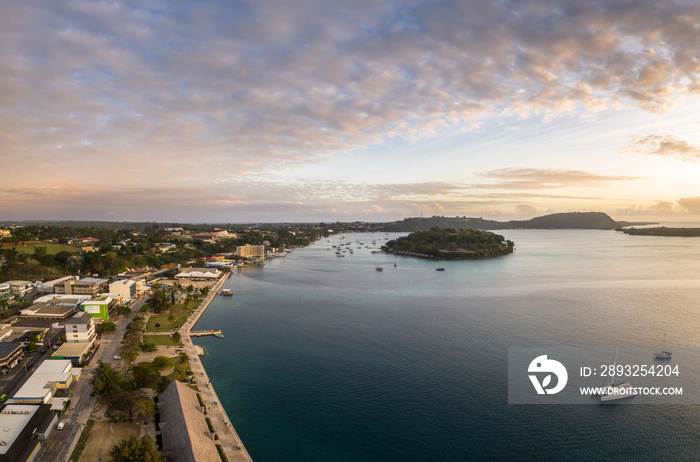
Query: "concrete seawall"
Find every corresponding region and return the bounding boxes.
[183,272,253,462]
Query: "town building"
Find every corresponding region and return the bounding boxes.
[34,276,79,294]
[234,244,265,258]
[50,342,94,366]
[174,267,221,280]
[0,284,14,305]
[0,343,23,375]
[54,277,108,296]
[64,312,96,344]
[0,403,56,462]
[13,360,81,405]
[1,281,33,298]
[80,297,114,323]
[158,380,221,462]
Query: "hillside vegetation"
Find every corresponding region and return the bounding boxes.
[382,227,514,260]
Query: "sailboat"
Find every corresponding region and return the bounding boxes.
[654,333,672,359]
[599,347,637,403]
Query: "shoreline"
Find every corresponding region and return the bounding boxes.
[183,271,253,462]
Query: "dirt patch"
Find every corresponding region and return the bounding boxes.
[78,420,141,462]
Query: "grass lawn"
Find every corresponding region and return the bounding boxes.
[15,241,83,255]
[145,304,192,332]
[142,334,181,346]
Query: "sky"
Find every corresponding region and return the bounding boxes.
[2,0,700,223]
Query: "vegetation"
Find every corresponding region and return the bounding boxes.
[383,227,514,259]
[96,321,117,333]
[380,212,620,232]
[110,434,166,462]
[618,227,700,237]
[0,223,328,280]
[68,419,95,462]
[92,361,160,420]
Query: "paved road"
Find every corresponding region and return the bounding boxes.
[35,296,148,462]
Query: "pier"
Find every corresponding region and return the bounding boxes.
[190,329,224,338]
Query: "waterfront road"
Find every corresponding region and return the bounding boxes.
[183,274,253,462]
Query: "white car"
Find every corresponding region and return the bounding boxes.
[57,422,65,430]
[114,355,121,360]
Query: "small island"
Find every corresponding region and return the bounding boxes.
[618,227,700,237]
[382,227,514,260]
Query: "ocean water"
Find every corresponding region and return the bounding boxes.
[193,229,700,461]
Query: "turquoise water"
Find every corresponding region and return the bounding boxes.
[194,230,700,461]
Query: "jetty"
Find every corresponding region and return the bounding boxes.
[190,329,224,338]
[183,274,253,461]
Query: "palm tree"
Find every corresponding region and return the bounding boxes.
[178,351,190,371]
[171,331,182,344]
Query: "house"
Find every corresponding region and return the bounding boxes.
[0,403,55,462]
[13,360,80,405]
[64,312,96,344]
[80,297,114,323]
[158,380,221,462]
[174,267,221,280]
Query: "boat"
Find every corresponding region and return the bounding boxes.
[654,333,672,359]
[599,347,637,403]
[394,263,397,267]
[220,289,234,296]
[375,267,384,271]
[436,267,445,271]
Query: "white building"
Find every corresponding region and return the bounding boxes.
[13,360,81,405]
[234,244,265,258]
[108,279,136,301]
[174,267,221,280]
[64,312,96,344]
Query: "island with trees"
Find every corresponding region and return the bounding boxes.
[382,227,514,260]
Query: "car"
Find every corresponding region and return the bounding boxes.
[0,394,7,402]
[52,345,60,350]
[57,422,65,430]
[113,355,121,360]
[90,390,96,396]
[41,348,47,354]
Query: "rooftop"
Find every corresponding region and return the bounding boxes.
[65,312,93,325]
[0,404,40,456]
[0,343,22,360]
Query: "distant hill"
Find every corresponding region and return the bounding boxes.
[381,212,620,232]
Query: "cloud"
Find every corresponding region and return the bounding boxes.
[407,202,446,216]
[515,204,540,216]
[678,197,700,214]
[371,204,383,212]
[2,0,700,192]
[623,135,700,161]
[612,200,677,216]
[476,168,638,189]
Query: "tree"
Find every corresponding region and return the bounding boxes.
[167,313,177,324]
[139,342,157,352]
[110,435,166,462]
[96,322,117,333]
[201,287,209,297]
[178,351,190,371]
[91,361,125,395]
[152,356,173,370]
[171,331,181,344]
[155,376,173,394]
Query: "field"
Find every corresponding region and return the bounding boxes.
[142,334,181,346]
[14,241,83,255]
[78,420,142,462]
[145,304,192,332]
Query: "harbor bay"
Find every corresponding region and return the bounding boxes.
[193,229,700,461]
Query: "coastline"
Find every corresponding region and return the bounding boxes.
[182,271,253,462]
